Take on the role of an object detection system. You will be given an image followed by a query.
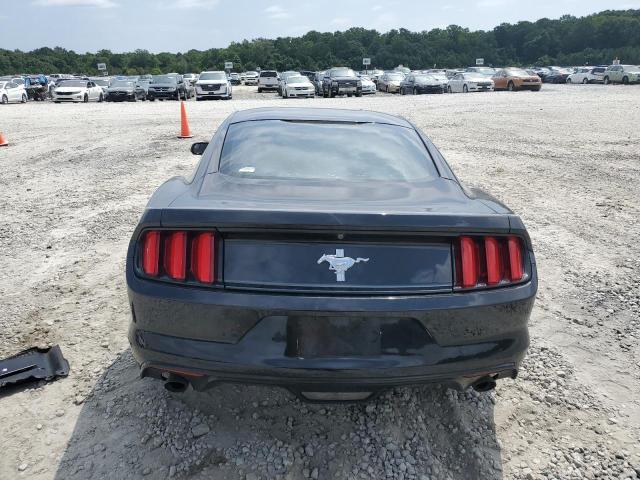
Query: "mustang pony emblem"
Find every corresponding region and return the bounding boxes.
[317,249,369,282]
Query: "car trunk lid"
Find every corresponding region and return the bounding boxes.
[160,176,509,294]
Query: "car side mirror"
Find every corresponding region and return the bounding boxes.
[190,142,209,156]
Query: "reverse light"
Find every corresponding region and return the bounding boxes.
[456,235,525,289]
[139,230,216,285]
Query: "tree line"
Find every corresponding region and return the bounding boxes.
[1,9,639,76]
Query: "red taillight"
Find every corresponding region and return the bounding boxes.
[459,236,477,288]
[142,231,160,276]
[140,230,217,285]
[484,236,502,285]
[507,236,524,281]
[163,231,187,280]
[457,235,525,289]
[191,232,215,283]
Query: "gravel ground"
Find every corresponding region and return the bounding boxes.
[0,84,639,480]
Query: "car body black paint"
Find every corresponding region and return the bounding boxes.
[126,107,537,396]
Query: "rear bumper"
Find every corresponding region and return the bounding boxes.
[517,84,542,90]
[415,85,447,94]
[286,91,315,98]
[468,85,494,92]
[127,267,536,392]
[53,96,83,102]
[196,91,231,99]
[106,93,135,101]
[147,91,178,99]
[331,86,362,95]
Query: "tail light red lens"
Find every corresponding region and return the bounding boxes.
[142,231,161,276]
[164,232,187,280]
[139,230,216,284]
[507,236,523,281]
[459,236,478,288]
[456,235,525,289]
[191,232,215,284]
[484,236,502,285]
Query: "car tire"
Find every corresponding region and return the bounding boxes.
[447,86,452,93]
[413,87,418,95]
[258,87,262,93]
[83,94,89,103]
[463,84,469,93]
[582,78,588,84]
[99,93,104,102]
[355,92,362,97]
[622,76,629,85]
[21,94,27,103]
[507,81,514,91]
[603,76,610,85]
[1,95,8,104]
[566,78,572,84]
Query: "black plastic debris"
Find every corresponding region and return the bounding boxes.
[0,345,70,389]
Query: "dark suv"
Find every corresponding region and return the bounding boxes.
[322,67,362,98]
[147,74,188,101]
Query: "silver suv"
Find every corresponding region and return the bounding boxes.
[257,70,279,92]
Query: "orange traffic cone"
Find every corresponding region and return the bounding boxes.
[0,131,7,147]
[178,101,193,139]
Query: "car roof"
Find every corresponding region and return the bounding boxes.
[227,107,413,128]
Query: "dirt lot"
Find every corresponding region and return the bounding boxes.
[1,84,639,480]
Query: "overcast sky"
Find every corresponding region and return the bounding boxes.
[1,0,639,53]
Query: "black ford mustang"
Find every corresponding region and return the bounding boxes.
[126,107,537,401]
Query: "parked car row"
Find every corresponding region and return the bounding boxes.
[2,63,639,106]
[250,66,542,98]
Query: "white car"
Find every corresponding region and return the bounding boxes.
[52,79,104,103]
[567,67,606,84]
[447,73,494,93]
[282,75,315,98]
[183,73,198,85]
[244,71,259,86]
[195,71,232,100]
[0,80,28,104]
[277,71,299,96]
[358,75,376,94]
[258,70,279,92]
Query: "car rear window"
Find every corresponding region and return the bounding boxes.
[218,120,438,182]
[260,71,277,77]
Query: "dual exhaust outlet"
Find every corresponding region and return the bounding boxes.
[160,373,498,395]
